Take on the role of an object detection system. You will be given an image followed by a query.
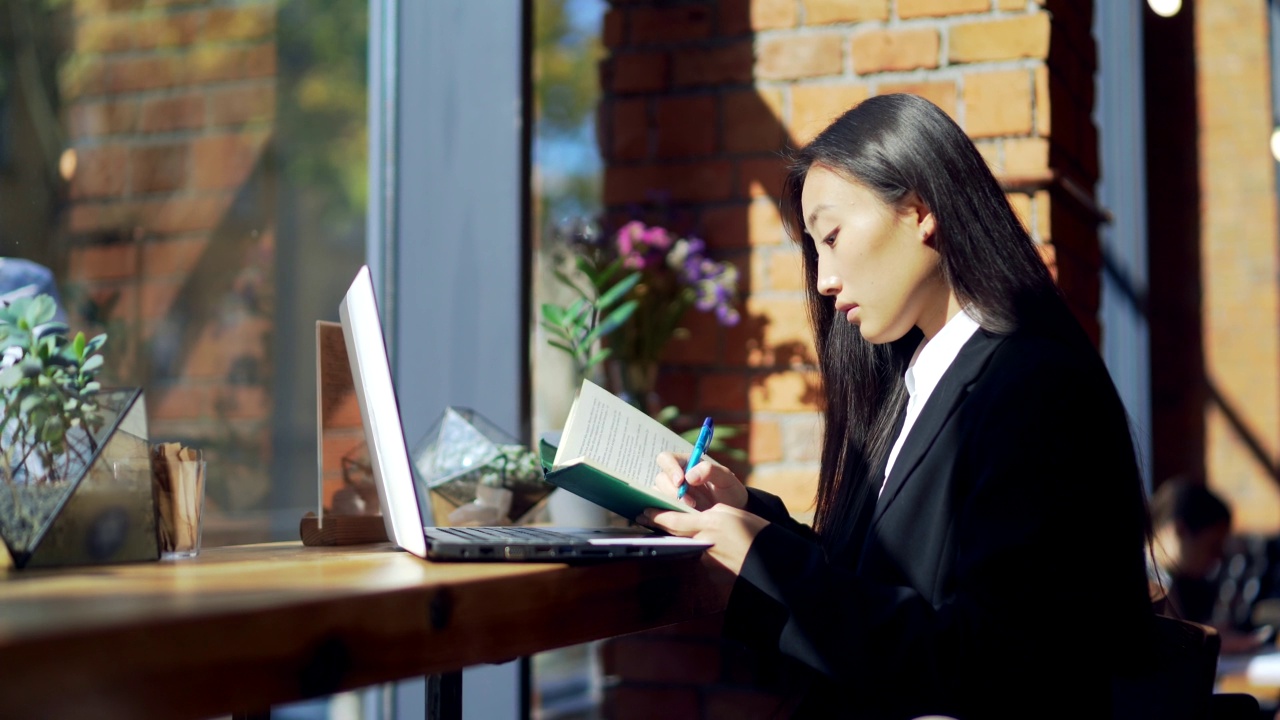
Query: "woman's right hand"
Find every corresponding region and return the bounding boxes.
[654,451,748,511]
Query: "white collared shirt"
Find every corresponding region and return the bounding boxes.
[880,309,982,496]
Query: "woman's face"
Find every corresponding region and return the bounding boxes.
[801,164,946,343]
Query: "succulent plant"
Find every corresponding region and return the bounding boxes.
[0,294,109,486]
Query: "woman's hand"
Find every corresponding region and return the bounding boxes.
[642,504,768,576]
[653,451,749,511]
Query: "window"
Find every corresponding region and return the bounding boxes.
[0,0,368,546]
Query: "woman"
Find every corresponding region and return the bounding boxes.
[644,94,1155,718]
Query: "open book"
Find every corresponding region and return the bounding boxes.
[540,379,697,520]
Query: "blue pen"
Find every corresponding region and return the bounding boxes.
[678,417,714,499]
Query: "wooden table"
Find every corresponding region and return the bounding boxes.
[0,542,725,719]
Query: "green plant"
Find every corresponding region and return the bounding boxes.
[0,294,108,485]
[540,255,640,384]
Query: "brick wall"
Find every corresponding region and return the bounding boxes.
[1192,0,1280,533]
[601,0,1099,514]
[597,0,1100,715]
[60,0,279,525]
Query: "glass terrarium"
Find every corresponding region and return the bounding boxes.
[0,388,159,569]
[411,407,553,526]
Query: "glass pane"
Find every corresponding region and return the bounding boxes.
[529,1,608,718]
[0,0,368,546]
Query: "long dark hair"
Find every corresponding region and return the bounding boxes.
[780,94,1067,560]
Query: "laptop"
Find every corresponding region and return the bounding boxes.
[338,265,711,562]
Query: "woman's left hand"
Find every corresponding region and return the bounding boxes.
[642,504,769,576]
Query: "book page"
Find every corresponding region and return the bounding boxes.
[555,379,694,488]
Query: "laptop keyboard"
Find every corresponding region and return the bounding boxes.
[430,526,586,544]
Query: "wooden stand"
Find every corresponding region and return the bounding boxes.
[298,513,388,546]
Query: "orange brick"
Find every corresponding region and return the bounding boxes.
[763,249,806,292]
[745,466,818,512]
[673,43,754,87]
[1035,65,1051,136]
[702,203,749,250]
[720,0,797,34]
[724,89,785,154]
[756,34,844,81]
[666,159,735,202]
[749,370,820,412]
[66,203,125,235]
[964,70,1033,138]
[737,157,787,198]
[1007,192,1033,235]
[898,0,989,18]
[149,384,211,421]
[747,296,814,362]
[75,16,134,53]
[604,156,737,202]
[243,44,277,78]
[791,83,869,144]
[70,144,129,199]
[629,5,712,45]
[204,6,276,43]
[208,84,276,126]
[69,243,138,282]
[191,132,268,191]
[107,55,181,93]
[68,100,139,138]
[802,0,889,25]
[748,200,785,246]
[611,97,649,161]
[949,14,1051,64]
[187,45,246,84]
[749,419,784,463]
[137,196,233,234]
[699,372,749,412]
[132,12,200,50]
[139,94,205,133]
[851,28,940,74]
[876,81,957,121]
[1004,136,1049,175]
[656,96,717,158]
[182,44,276,85]
[974,139,1000,170]
[611,52,669,93]
[143,236,208,277]
[604,165,663,206]
[131,144,189,194]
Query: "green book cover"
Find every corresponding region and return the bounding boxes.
[540,446,693,520]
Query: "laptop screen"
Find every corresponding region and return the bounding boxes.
[338,265,430,557]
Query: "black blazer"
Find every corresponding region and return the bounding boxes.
[724,322,1155,719]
